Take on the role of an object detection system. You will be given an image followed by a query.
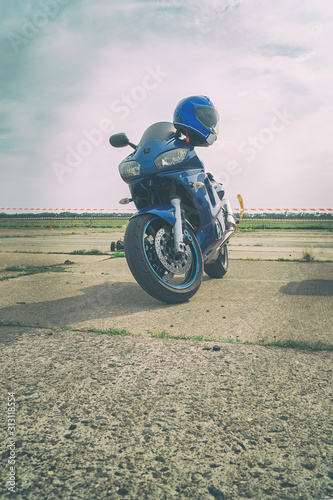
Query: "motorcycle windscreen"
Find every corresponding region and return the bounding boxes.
[139,122,176,145]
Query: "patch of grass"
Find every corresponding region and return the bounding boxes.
[110,251,126,259]
[238,256,328,263]
[53,325,72,332]
[69,249,108,255]
[222,336,250,344]
[51,232,78,236]
[277,256,319,262]
[149,330,216,342]
[0,320,22,326]
[0,265,72,281]
[88,327,131,336]
[0,235,38,238]
[302,248,315,262]
[189,334,216,342]
[149,332,332,351]
[221,336,333,351]
[7,250,45,254]
[237,228,260,233]
[4,266,25,272]
[258,339,333,351]
[2,250,121,256]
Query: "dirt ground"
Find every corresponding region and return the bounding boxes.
[0,228,332,499]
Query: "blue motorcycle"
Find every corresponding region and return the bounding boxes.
[109,96,236,303]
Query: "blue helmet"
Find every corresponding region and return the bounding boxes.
[173,95,219,147]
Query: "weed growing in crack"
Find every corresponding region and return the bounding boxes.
[301,248,314,262]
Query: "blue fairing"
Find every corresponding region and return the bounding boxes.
[119,123,204,183]
[131,205,176,226]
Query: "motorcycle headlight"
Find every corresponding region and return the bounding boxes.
[118,160,141,178]
[154,147,188,169]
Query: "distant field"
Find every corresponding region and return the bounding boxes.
[0,218,332,230]
[237,219,332,230]
[0,219,129,229]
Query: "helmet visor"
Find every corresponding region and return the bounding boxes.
[195,106,219,134]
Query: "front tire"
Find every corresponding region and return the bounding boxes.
[204,245,228,278]
[124,214,203,303]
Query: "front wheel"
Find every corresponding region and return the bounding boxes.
[124,214,203,303]
[204,245,228,278]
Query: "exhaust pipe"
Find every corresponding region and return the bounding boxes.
[205,227,235,264]
[204,199,236,264]
[218,226,235,246]
[222,199,236,230]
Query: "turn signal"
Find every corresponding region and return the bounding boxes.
[189,182,205,189]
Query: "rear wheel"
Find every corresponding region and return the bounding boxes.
[124,214,203,303]
[204,245,228,278]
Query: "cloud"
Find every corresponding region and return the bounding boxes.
[0,0,332,208]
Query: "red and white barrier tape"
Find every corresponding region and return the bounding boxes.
[1,208,332,213]
[0,217,129,220]
[0,208,117,211]
[240,218,332,222]
[233,208,332,212]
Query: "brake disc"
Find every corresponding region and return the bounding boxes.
[154,228,192,275]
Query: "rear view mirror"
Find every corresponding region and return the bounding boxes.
[109,133,130,148]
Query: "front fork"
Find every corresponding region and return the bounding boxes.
[170,197,184,253]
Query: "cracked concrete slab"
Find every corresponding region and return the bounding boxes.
[0,327,332,499]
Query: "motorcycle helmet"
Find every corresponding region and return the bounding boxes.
[173,95,219,147]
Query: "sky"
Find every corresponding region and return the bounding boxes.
[1,0,333,211]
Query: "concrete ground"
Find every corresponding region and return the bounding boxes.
[0,228,332,499]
